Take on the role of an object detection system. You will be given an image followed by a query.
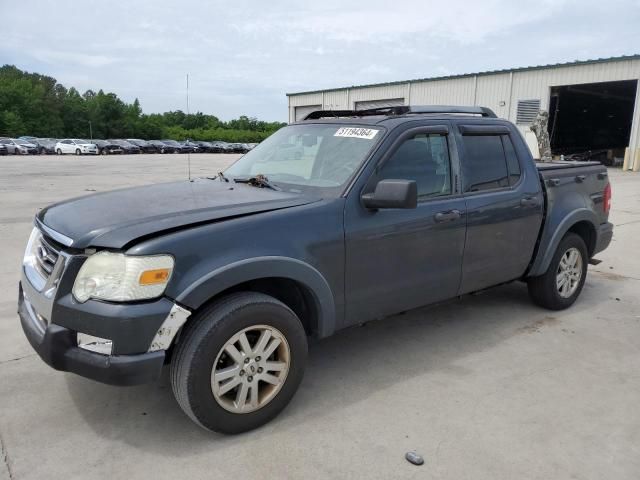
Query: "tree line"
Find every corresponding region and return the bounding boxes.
[0,65,286,142]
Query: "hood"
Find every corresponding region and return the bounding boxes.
[19,142,37,148]
[37,178,319,249]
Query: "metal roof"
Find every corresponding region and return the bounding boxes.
[286,54,640,96]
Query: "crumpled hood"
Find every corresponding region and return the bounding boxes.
[37,178,319,249]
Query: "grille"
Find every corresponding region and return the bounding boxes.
[516,99,541,124]
[35,234,61,279]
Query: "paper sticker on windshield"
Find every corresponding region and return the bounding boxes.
[334,127,379,140]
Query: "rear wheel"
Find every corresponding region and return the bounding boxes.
[528,233,588,310]
[170,292,308,434]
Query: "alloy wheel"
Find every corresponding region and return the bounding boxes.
[211,325,290,414]
[556,247,583,298]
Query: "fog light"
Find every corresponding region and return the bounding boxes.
[77,333,113,355]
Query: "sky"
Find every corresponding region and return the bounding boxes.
[1,0,639,122]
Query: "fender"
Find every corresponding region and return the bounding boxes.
[528,208,598,277]
[175,256,337,338]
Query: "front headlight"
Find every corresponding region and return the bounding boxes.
[23,227,41,267]
[72,252,174,303]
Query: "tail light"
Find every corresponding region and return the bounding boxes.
[603,183,612,214]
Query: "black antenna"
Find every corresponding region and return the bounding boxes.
[186,73,191,181]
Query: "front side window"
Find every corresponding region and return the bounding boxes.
[375,133,451,198]
[225,124,383,196]
[462,135,509,192]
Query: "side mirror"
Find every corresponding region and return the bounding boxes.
[361,179,417,210]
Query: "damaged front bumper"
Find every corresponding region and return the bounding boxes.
[19,283,166,386]
[17,226,191,386]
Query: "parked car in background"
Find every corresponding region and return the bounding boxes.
[149,140,176,153]
[0,143,7,155]
[246,143,259,151]
[17,137,56,155]
[55,139,98,155]
[0,138,39,154]
[180,140,201,153]
[194,141,214,153]
[127,139,159,154]
[209,141,230,153]
[93,140,124,155]
[107,139,141,154]
[35,138,58,155]
[161,139,190,153]
[228,142,249,153]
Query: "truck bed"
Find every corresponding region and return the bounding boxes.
[528,159,609,276]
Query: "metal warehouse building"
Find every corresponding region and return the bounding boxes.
[287,55,640,171]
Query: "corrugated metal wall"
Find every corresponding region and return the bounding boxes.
[287,58,640,169]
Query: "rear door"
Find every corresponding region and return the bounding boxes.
[344,122,467,324]
[456,122,544,293]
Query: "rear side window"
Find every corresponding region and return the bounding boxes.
[502,136,521,185]
[462,135,509,192]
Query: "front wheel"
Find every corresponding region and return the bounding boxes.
[170,292,307,434]
[528,233,588,310]
[75,148,81,155]
[56,148,62,155]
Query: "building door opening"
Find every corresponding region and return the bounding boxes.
[548,80,637,166]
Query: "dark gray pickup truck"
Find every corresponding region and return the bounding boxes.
[18,106,613,433]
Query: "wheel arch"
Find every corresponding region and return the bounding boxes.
[528,208,598,277]
[175,256,336,338]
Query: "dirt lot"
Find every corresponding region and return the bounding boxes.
[1,155,639,479]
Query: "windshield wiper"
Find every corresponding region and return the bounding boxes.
[233,174,280,191]
[216,171,229,182]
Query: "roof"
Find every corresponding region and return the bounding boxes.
[286,54,640,96]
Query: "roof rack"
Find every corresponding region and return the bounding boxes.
[303,105,497,120]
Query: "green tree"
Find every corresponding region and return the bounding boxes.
[0,64,286,142]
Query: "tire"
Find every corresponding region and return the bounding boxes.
[56,148,62,155]
[75,148,81,155]
[170,292,308,434]
[39,147,46,155]
[528,233,588,310]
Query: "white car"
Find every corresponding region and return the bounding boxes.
[55,139,98,155]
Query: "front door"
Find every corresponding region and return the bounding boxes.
[344,124,467,325]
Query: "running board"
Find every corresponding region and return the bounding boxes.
[589,258,602,265]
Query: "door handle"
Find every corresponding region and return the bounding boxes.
[520,197,539,208]
[434,209,461,223]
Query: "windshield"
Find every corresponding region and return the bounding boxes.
[224,124,383,195]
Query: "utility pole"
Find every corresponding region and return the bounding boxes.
[88,121,93,140]
[186,74,191,181]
